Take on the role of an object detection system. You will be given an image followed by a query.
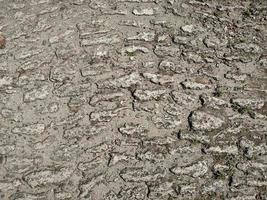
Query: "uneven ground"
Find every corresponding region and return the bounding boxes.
[0,0,267,199]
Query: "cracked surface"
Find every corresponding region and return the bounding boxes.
[0,0,267,199]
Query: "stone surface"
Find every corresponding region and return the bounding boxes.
[12,123,45,135]
[23,85,51,102]
[189,111,225,131]
[23,168,73,188]
[0,35,6,48]
[171,161,209,178]
[0,1,266,199]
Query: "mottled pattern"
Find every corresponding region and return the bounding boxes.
[0,0,266,199]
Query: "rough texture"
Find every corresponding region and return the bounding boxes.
[0,35,6,49]
[0,0,266,199]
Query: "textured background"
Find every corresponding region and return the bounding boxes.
[0,0,266,199]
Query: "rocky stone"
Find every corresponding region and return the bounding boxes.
[5,156,36,173]
[179,184,198,199]
[78,155,107,171]
[158,60,183,73]
[171,161,208,178]
[152,113,182,129]
[63,125,106,140]
[119,19,144,27]
[136,145,168,162]
[127,32,155,42]
[24,168,73,188]
[90,107,127,122]
[121,46,150,55]
[118,123,147,137]
[89,92,124,105]
[181,25,195,33]
[142,73,174,85]
[189,111,225,131]
[108,152,133,166]
[55,191,73,200]
[117,184,148,200]
[80,33,121,46]
[170,91,200,108]
[133,89,166,101]
[203,35,224,48]
[12,123,45,135]
[0,35,6,48]
[148,180,177,199]
[9,192,47,200]
[97,73,142,89]
[0,144,15,155]
[132,8,155,16]
[50,143,83,161]
[120,167,165,182]
[181,80,209,90]
[179,131,211,144]
[236,161,267,172]
[231,98,265,110]
[205,145,239,155]
[0,0,265,198]
[234,43,260,53]
[0,180,21,192]
[50,64,76,82]
[79,174,104,198]
[213,164,230,176]
[1,108,22,121]
[185,52,203,63]
[154,45,179,57]
[200,94,229,109]
[23,85,51,102]
[173,35,191,45]
[0,75,13,87]
[225,72,247,81]
[53,83,91,97]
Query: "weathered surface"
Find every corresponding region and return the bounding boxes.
[0,0,266,199]
[0,35,6,49]
[189,110,225,131]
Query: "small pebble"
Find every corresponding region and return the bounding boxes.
[0,35,6,48]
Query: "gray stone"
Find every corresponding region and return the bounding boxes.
[231,98,265,110]
[133,89,166,101]
[132,8,155,16]
[12,123,45,135]
[142,73,174,85]
[24,168,73,188]
[120,167,165,182]
[189,111,225,131]
[23,85,51,102]
[171,161,208,178]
